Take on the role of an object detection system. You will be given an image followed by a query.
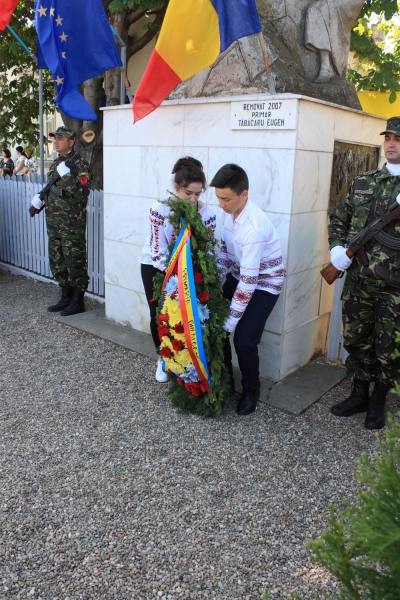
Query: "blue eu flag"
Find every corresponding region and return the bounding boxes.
[35,0,122,121]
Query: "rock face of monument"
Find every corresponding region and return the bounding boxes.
[169,0,364,110]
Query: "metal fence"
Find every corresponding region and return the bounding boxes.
[0,175,104,296]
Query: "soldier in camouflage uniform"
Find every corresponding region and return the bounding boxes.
[328,116,400,430]
[30,127,92,316]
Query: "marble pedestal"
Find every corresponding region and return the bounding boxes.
[102,94,385,381]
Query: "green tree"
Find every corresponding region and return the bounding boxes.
[0,1,54,150]
[349,0,400,103]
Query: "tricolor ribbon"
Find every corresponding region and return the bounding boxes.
[162,223,211,391]
[162,224,191,291]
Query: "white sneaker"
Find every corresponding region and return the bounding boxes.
[155,359,168,383]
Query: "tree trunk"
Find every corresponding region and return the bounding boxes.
[61,77,105,190]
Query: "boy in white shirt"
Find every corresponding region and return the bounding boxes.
[210,164,286,416]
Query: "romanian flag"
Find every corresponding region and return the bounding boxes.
[0,0,20,30]
[133,0,262,122]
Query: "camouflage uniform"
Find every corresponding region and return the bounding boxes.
[46,150,92,291]
[328,165,400,385]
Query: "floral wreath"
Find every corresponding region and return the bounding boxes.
[153,196,230,417]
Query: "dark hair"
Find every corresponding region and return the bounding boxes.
[15,146,25,155]
[172,156,206,190]
[2,149,11,159]
[210,163,249,194]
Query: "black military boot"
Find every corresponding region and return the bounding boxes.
[59,289,85,317]
[236,388,260,416]
[48,286,73,312]
[364,380,391,430]
[330,380,369,417]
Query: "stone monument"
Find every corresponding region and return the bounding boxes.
[101,0,386,388]
[169,0,365,110]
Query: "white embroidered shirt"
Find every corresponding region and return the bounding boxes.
[140,200,216,271]
[217,200,286,332]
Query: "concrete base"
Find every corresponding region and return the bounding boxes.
[57,308,346,416]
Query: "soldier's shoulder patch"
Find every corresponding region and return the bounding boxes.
[78,171,90,185]
[354,177,370,191]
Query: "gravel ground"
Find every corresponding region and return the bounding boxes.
[1,270,399,600]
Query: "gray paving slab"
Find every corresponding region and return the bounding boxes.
[267,359,347,416]
[57,308,346,415]
[55,306,155,357]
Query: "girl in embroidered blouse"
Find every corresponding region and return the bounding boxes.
[140,156,216,383]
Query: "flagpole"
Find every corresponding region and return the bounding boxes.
[6,25,37,64]
[257,32,276,95]
[110,26,133,103]
[39,70,44,182]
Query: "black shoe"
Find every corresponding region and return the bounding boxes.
[60,289,85,317]
[48,286,73,312]
[364,380,391,430]
[331,380,369,417]
[236,388,260,416]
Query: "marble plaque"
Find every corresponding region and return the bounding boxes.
[231,98,297,130]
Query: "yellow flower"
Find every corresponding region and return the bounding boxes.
[161,336,172,349]
[165,358,185,374]
[174,349,192,367]
[164,296,183,327]
[172,332,186,343]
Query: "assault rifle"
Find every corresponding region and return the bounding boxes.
[321,200,400,285]
[29,152,80,217]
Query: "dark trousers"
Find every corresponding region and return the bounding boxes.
[141,263,163,351]
[49,236,89,291]
[342,277,400,384]
[222,273,279,391]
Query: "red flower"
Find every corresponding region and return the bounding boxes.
[160,347,172,359]
[194,272,203,284]
[79,176,89,185]
[157,325,170,341]
[198,291,210,303]
[157,313,169,324]
[185,383,200,396]
[174,323,184,334]
[177,377,184,386]
[172,339,184,351]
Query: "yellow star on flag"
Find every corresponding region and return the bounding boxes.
[60,32,68,42]
[62,52,66,59]
[55,76,64,86]
[50,8,55,16]
[38,6,47,17]
[56,16,63,26]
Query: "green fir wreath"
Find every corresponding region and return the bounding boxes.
[152,196,230,417]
